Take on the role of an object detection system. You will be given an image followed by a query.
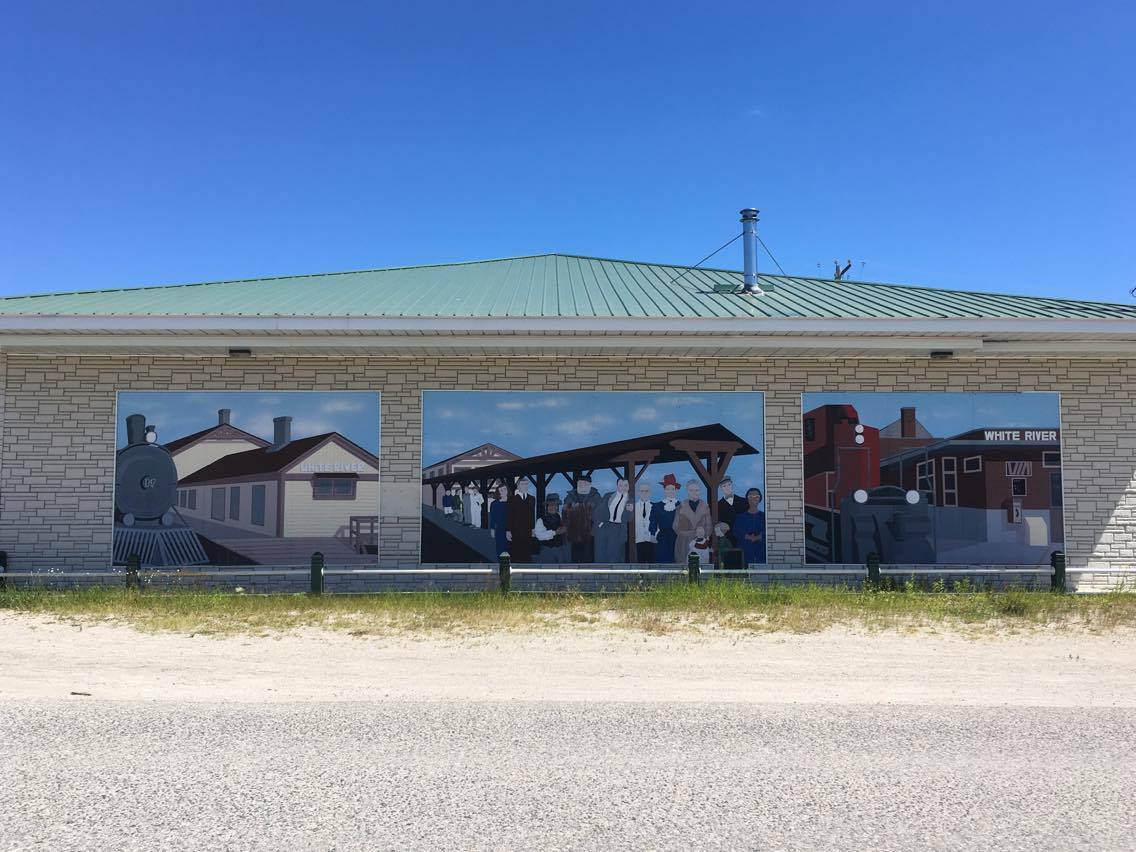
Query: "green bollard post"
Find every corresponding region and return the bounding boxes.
[310,551,325,595]
[1050,550,1066,594]
[498,553,511,595]
[126,553,141,592]
[866,552,881,590]
[687,552,700,585]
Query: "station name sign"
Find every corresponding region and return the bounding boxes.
[982,429,1058,442]
[299,462,368,474]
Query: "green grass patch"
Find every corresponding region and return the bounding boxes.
[3,582,1136,637]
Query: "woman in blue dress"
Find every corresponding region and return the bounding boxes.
[489,484,510,556]
[649,474,681,563]
[732,487,767,565]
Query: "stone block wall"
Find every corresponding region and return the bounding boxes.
[1,354,1134,591]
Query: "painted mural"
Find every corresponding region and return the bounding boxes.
[802,392,1063,565]
[421,391,766,565]
[113,391,380,567]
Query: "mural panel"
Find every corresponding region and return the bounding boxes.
[421,391,766,565]
[113,391,380,567]
[802,392,1063,565]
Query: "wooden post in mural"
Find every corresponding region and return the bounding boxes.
[612,450,659,563]
[671,439,741,565]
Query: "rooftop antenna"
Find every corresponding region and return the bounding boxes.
[834,259,852,281]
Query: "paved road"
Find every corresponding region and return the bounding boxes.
[2,700,1133,851]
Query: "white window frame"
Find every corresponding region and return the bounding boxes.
[1011,477,1028,497]
[963,455,982,474]
[941,457,958,507]
[916,459,936,503]
[1042,451,1061,468]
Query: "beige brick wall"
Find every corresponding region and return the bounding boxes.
[1,354,1134,580]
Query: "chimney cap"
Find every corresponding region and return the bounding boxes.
[739,208,760,220]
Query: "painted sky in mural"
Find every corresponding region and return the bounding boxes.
[113,391,380,569]
[421,391,765,566]
[423,391,764,497]
[802,392,1063,566]
[116,391,379,454]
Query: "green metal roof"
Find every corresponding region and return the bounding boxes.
[2,253,1134,320]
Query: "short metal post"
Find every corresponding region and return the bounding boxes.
[866,552,880,589]
[126,554,141,591]
[310,551,325,595]
[0,551,7,591]
[498,553,511,595]
[687,552,700,585]
[1050,550,1066,593]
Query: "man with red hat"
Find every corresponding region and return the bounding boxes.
[648,473,681,563]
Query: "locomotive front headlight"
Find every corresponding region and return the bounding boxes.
[145,427,157,444]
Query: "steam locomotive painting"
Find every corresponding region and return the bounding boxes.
[113,413,209,566]
[803,392,1064,565]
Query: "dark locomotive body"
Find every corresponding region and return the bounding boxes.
[113,413,209,567]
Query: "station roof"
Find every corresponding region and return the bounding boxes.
[423,423,758,486]
[2,253,1134,321]
[4,254,1136,357]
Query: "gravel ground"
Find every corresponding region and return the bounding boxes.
[2,700,1133,851]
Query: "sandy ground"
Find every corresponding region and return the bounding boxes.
[3,612,1134,707]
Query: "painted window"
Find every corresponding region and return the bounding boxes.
[1042,451,1061,468]
[941,457,958,507]
[1005,460,1033,477]
[229,486,240,520]
[251,485,266,526]
[312,475,358,500]
[963,456,982,473]
[187,489,197,510]
[210,488,226,521]
[1011,477,1027,497]
[915,459,935,503]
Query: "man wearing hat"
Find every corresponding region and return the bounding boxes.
[533,492,570,563]
[563,473,604,562]
[648,473,681,563]
[717,476,740,549]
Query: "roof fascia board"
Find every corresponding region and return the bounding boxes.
[4,315,1136,335]
[0,333,987,352]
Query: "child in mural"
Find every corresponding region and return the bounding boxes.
[649,473,681,563]
[733,487,767,565]
[633,482,656,563]
[688,526,713,567]
[563,474,604,562]
[594,478,633,563]
[506,478,536,562]
[674,479,712,561]
[534,493,570,563]
[489,484,510,556]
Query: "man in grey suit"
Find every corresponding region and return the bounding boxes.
[593,478,633,563]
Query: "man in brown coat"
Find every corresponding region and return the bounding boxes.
[506,478,536,562]
[674,479,712,561]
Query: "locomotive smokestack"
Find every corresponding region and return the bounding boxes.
[269,416,292,452]
[218,408,231,426]
[125,414,147,447]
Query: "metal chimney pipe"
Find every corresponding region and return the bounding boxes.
[270,416,292,452]
[218,408,231,426]
[739,208,762,294]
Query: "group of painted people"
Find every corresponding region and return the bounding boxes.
[465,472,765,566]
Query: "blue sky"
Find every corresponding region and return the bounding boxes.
[1,3,1133,302]
[423,391,765,500]
[803,392,1061,437]
[116,391,380,453]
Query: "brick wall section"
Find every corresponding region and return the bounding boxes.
[1,355,1134,585]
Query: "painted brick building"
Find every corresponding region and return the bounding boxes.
[2,246,1136,590]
